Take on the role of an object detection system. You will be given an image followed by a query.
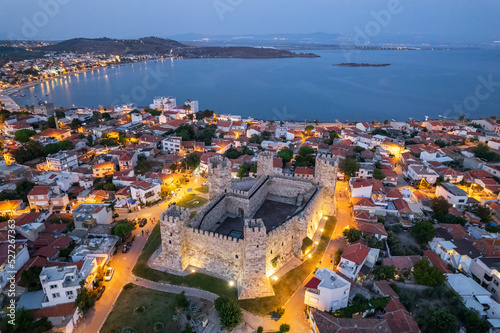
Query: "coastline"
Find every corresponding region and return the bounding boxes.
[2,60,152,100]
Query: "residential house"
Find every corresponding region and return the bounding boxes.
[40,257,98,307]
[130,181,161,204]
[304,267,350,312]
[46,151,78,172]
[72,204,113,229]
[404,164,439,185]
[28,186,69,211]
[436,183,469,209]
[92,162,116,178]
[337,242,380,280]
[0,240,29,291]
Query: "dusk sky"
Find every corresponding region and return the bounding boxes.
[1,0,499,43]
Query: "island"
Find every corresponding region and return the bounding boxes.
[333,63,390,67]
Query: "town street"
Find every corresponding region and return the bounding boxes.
[74,173,206,333]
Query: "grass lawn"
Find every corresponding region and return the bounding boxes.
[132,224,238,299]
[239,216,337,316]
[176,194,208,209]
[194,186,209,193]
[100,284,178,333]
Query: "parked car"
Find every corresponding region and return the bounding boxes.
[96,286,106,301]
[105,267,114,281]
[203,181,209,186]
[169,202,176,207]
[139,218,147,227]
[122,241,133,253]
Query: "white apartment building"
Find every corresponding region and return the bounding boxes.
[40,257,97,308]
[162,136,182,153]
[435,183,469,208]
[150,96,176,111]
[304,267,350,312]
[72,204,113,229]
[404,164,439,185]
[184,99,199,113]
[46,151,78,172]
[130,181,161,204]
[337,242,380,280]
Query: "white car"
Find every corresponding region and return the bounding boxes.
[105,267,114,281]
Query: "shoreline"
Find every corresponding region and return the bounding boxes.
[2,60,153,100]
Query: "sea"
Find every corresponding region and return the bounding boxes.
[12,49,500,122]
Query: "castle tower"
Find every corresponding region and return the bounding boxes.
[314,153,338,216]
[257,151,274,178]
[208,155,232,200]
[239,219,275,299]
[154,206,190,272]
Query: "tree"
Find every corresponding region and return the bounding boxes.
[279,324,291,333]
[47,116,57,128]
[413,258,447,287]
[373,168,386,180]
[184,153,201,169]
[86,135,94,147]
[14,129,36,143]
[16,180,36,203]
[304,125,314,136]
[112,221,133,240]
[411,221,435,245]
[71,118,82,130]
[21,266,43,290]
[214,296,243,328]
[174,291,189,310]
[415,307,456,333]
[343,227,361,243]
[275,307,285,318]
[257,327,264,333]
[0,308,52,333]
[373,265,396,280]
[75,285,98,315]
[430,196,450,216]
[225,147,242,159]
[277,148,294,163]
[295,146,315,167]
[11,141,44,164]
[339,157,359,180]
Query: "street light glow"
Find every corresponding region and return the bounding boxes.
[229,281,234,287]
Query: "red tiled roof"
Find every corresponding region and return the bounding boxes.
[356,222,388,237]
[304,277,321,289]
[342,242,370,265]
[295,167,314,176]
[382,256,421,270]
[33,246,59,258]
[31,302,77,319]
[424,250,452,273]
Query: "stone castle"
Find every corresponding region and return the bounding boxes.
[154,151,338,299]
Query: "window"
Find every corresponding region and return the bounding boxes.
[235,255,239,259]
[50,284,57,289]
[493,288,498,295]
[495,280,499,287]
[66,290,74,296]
[52,293,61,299]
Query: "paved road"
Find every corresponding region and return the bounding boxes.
[74,217,156,333]
[74,173,206,333]
[277,181,353,333]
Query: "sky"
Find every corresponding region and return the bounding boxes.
[0,0,499,44]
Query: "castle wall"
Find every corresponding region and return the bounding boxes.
[183,228,244,285]
[196,195,228,230]
[265,216,304,277]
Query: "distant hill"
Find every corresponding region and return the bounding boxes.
[0,37,318,66]
[42,37,186,55]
